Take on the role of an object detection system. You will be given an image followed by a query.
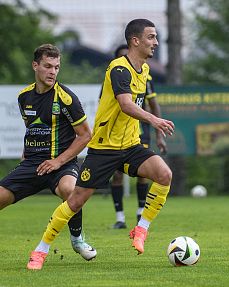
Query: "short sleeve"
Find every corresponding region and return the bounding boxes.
[110,66,132,97]
[59,85,87,126]
[18,94,27,120]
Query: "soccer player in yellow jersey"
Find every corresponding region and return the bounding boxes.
[27,19,175,270]
[110,44,167,229]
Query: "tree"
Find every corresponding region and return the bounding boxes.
[166,0,182,85]
[184,0,229,85]
[0,1,57,84]
[166,0,186,195]
[0,1,105,84]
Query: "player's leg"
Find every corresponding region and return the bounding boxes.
[123,145,172,254]
[111,170,126,229]
[27,150,121,269]
[68,209,96,261]
[131,155,172,254]
[41,150,120,244]
[27,184,95,270]
[136,177,148,223]
[56,175,97,260]
[137,132,150,223]
[30,166,96,265]
[57,175,96,261]
[0,186,15,209]
[0,159,43,209]
[138,155,171,222]
[0,160,52,270]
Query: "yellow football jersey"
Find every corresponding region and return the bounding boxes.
[88,56,149,150]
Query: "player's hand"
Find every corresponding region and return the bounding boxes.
[37,159,61,176]
[152,117,175,138]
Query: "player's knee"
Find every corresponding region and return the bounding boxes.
[56,186,72,200]
[68,187,91,212]
[0,186,15,209]
[158,167,172,186]
[68,195,83,212]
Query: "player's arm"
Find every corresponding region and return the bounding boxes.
[117,93,173,137]
[37,120,91,176]
[110,66,174,137]
[51,120,91,166]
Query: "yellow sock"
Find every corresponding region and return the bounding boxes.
[142,182,170,222]
[42,201,76,244]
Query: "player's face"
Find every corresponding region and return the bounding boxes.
[33,55,60,88]
[138,27,158,58]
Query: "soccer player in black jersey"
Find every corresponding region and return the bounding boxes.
[28,19,175,269]
[110,44,167,229]
[0,44,96,268]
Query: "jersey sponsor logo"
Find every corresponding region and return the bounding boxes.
[24,110,36,116]
[25,138,50,147]
[52,103,60,115]
[26,118,51,136]
[25,105,33,108]
[80,168,91,181]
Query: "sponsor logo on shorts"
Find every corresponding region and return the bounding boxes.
[80,168,91,181]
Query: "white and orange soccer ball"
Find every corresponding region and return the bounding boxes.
[167,236,200,266]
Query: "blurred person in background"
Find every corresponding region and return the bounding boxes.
[110,44,167,229]
[27,19,174,270]
[0,44,96,265]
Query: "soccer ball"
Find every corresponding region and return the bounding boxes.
[167,236,200,266]
[190,185,207,197]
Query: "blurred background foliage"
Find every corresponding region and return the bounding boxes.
[1,0,228,85]
[184,0,229,85]
[0,1,105,84]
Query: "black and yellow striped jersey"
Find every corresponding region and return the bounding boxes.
[18,82,86,160]
[88,55,149,150]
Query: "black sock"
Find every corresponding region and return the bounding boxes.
[68,208,82,237]
[111,185,124,212]
[137,182,148,208]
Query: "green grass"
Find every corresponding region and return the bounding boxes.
[0,194,228,287]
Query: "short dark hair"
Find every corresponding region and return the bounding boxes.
[125,19,155,46]
[114,44,128,58]
[33,44,61,63]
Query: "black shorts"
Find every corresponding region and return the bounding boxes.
[77,144,155,189]
[0,158,79,203]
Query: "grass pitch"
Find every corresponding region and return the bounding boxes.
[0,194,228,287]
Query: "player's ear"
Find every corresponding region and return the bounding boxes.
[132,37,139,47]
[32,61,38,71]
